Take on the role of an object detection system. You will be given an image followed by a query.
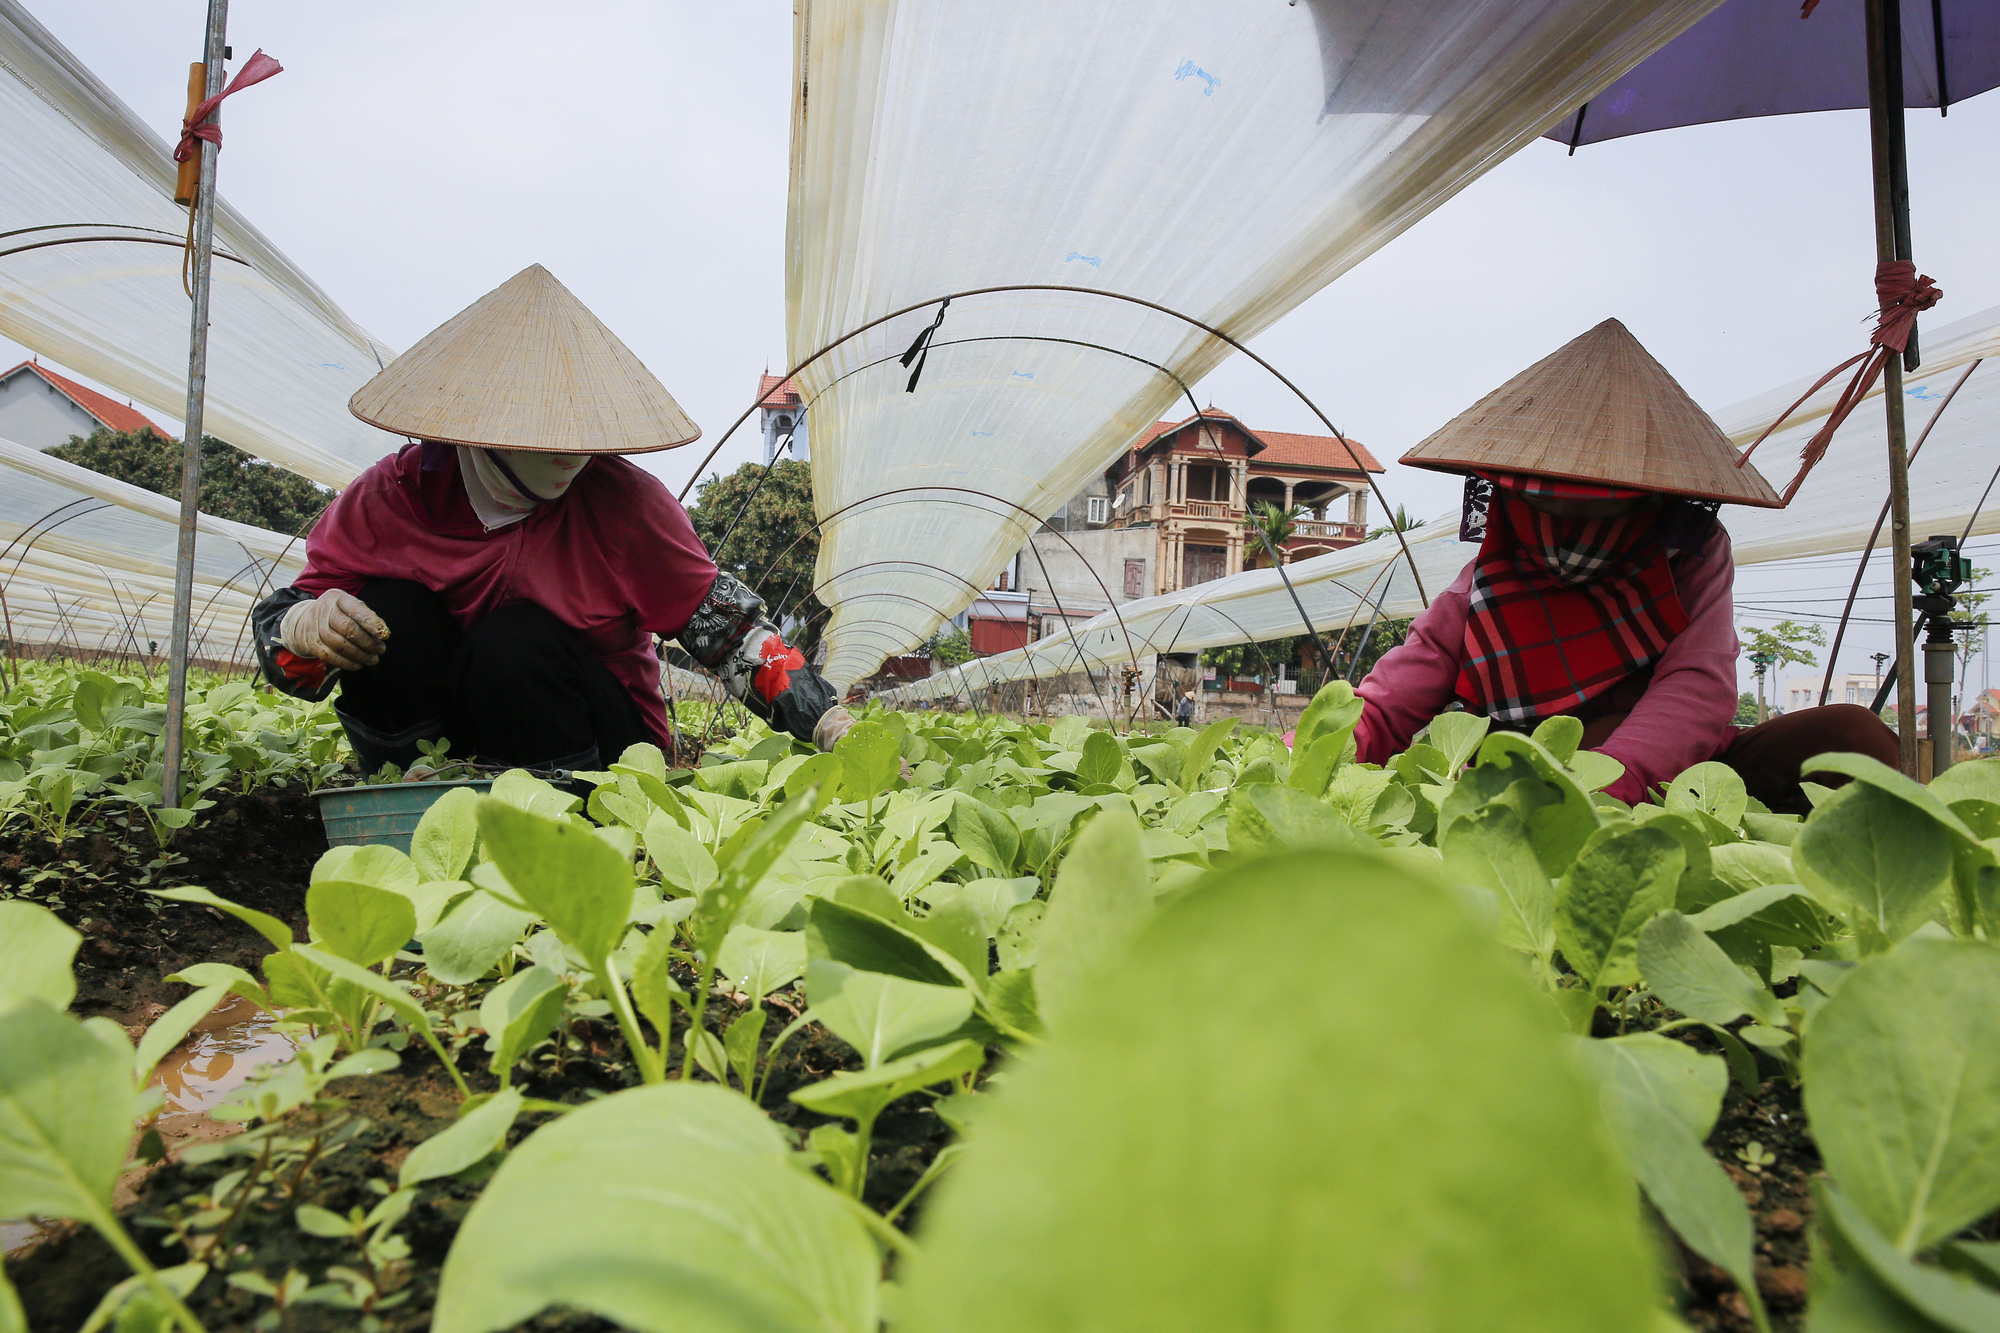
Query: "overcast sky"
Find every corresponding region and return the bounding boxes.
[16,1,2000,701]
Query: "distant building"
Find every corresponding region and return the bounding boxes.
[0,360,162,451]
[755,372,808,466]
[1783,673,1888,711]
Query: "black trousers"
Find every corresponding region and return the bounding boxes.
[334,579,648,774]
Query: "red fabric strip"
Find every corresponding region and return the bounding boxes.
[174,49,284,164]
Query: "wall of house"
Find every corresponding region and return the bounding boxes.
[1025,525,1156,612]
[0,372,100,451]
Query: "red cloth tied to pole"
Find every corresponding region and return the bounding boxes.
[173,49,284,164]
[1735,260,1942,503]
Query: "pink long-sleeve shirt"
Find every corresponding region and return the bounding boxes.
[1353,528,1740,804]
[293,444,717,750]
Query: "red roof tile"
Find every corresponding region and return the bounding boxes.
[3,361,164,436]
[756,372,803,407]
[1124,407,1382,473]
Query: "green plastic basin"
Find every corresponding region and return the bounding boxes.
[312,778,494,853]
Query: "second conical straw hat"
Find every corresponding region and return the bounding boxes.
[1400,318,1781,507]
[349,265,700,455]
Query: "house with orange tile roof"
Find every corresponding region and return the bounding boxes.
[0,360,164,452]
[755,372,808,465]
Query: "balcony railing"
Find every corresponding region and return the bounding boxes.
[1286,520,1365,542]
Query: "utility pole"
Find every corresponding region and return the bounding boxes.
[1751,649,1773,724]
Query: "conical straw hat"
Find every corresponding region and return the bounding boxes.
[1400,319,1781,507]
[349,265,700,454]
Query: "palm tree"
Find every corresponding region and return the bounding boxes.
[1244,501,1304,566]
[1367,504,1426,542]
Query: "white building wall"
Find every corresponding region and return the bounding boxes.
[1025,526,1156,613]
[0,370,101,451]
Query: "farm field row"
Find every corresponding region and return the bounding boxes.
[3,667,1998,1332]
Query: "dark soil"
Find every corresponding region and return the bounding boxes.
[8,977,955,1332]
[0,787,327,1026]
[1664,1049,1820,1332]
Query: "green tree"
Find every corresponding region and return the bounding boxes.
[1242,501,1302,561]
[49,426,331,536]
[686,459,822,651]
[927,627,975,666]
[1735,691,1759,725]
[1738,618,1826,722]
[1367,504,1427,542]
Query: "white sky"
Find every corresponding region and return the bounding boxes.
[13,1,2000,700]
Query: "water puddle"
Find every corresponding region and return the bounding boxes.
[4,995,300,1257]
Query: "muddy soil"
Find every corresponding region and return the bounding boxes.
[0,787,326,1024]
[8,978,953,1332]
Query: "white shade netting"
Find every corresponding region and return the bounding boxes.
[0,435,302,663]
[0,0,397,488]
[790,0,1728,688]
[888,300,2000,704]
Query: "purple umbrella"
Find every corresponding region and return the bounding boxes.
[1547,0,1999,777]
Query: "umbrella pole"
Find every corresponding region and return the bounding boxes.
[1866,0,1921,776]
[163,0,229,812]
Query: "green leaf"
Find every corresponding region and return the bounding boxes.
[807,891,962,989]
[306,880,419,970]
[488,768,581,820]
[790,1038,984,1125]
[1567,750,1626,794]
[783,751,844,813]
[477,799,633,963]
[1795,781,1955,948]
[690,788,817,956]
[311,842,420,893]
[948,794,1020,875]
[1033,806,1152,1030]
[1531,714,1584,764]
[1178,717,1237,788]
[715,926,807,1002]
[1636,911,1787,1028]
[1445,733,1601,878]
[421,890,535,986]
[411,786,481,882]
[1423,710,1490,774]
[643,811,718,896]
[615,742,670,781]
[401,1089,524,1188]
[1554,823,1684,994]
[293,945,464,1096]
[835,720,902,801]
[1225,782,1368,855]
[1665,762,1749,830]
[1441,804,1556,965]
[920,877,1040,938]
[806,959,972,1067]
[897,848,1656,1333]
[479,967,568,1080]
[1292,678,1364,754]
[1076,730,1122,787]
[0,1003,136,1221]
[151,885,293,951]
[1803,940,2000,1253]
[1573,1035,1760,1317]
[0,902,80,1012]
[724,1008,765,1093]
[432,1084,878,1333]
[1815,1181,2000,1333]
[1806,752,1983,845]
[132,983,230,1082]
[1284,733,1345,798]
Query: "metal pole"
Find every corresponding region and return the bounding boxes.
[163,0,228,811]
[1866,0,1921,776]
[1926,621,1955,776]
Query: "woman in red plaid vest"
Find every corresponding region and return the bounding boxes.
[1352,320,1897,814]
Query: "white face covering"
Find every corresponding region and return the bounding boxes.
[458,447,592,529]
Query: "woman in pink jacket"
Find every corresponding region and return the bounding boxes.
[1351,319,1896,814]
[252,266,848,774]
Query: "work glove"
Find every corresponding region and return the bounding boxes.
[279,588,389,671]
[813,705,855,752]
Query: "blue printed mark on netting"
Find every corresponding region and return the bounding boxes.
[1064,252,1102,267]
[1012,371,1034,379]
[1173,59,1219,96]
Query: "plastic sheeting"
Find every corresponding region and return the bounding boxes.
[0,0,397,488]
[0,435,303,663]
[791,0,1728,687]
[887,300,2000,704]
